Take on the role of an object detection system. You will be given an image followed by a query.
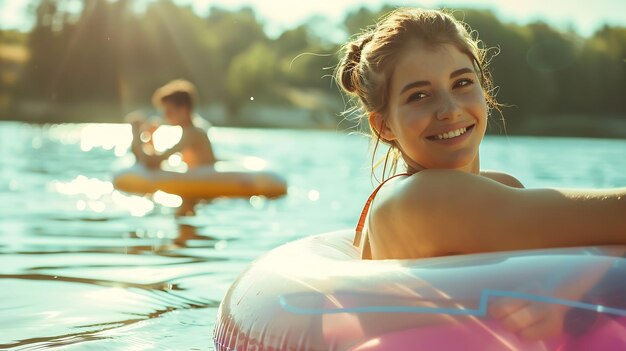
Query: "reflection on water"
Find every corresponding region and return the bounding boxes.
[0,122,625,350]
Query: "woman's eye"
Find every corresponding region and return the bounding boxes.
[454,78,474,88]
[407,92,428,102]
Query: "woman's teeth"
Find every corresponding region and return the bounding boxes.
[435,127,467,140]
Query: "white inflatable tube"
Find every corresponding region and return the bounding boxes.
[214,229,626,350]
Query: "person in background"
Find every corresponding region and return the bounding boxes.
[129,79,216,170]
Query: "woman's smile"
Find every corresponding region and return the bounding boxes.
[425,123,475,145]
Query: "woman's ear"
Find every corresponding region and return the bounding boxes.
[369,112,397,141]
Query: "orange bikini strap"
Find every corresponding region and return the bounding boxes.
[354,173,411,246]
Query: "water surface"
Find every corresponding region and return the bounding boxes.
[1,122,625,350]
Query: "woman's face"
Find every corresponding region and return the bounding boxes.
[375,42,488,173]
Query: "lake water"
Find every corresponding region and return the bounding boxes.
[1,122,625,350]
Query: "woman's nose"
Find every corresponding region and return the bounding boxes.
[435,93,462,121]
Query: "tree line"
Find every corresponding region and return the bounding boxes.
[0,0,624,136]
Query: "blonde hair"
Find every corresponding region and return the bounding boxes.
[335,8,498,181]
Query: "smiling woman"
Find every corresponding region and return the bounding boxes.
[335,8,626,262]
[329,10,626,343]
[212,8,626,350]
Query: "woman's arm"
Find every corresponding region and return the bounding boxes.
[369,169,626,259]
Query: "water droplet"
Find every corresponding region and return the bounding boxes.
[215,240,227,251]
[308,190,320,201]
[249,195,266,209]
[76,200,86,211]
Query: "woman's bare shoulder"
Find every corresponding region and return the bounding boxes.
[369,171,478,257]
[369,170,519,258]
[480,170,524,188]
[374,170,497,213]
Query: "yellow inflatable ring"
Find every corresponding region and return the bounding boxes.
[113,163,286,199]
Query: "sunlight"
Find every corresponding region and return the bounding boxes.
[87,200,106,213]
[260,246,405,279]
[151,125,182,152]
[307,189,320,202]
[242,156,267,171]
[162,153,188,172]
[47,124,82,145]
[249,195,266,209]
[1,0,624,38]
[354,338,381,349]
[51,175,114,200]
[153,190,183,208]
[76,199,86,210]
[111,191,155,217]
[167,153,182,167]
[78,124,131,155]
[151,1,202,88]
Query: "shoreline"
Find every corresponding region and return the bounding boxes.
[1,106,625,139]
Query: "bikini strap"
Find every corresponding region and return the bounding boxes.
[354,173,411,246]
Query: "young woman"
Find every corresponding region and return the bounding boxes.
[333,8,626,340]
[336,8,626,261]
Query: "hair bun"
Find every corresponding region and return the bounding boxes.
[340,33,373,93]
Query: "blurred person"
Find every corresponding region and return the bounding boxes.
[129,79,216,170]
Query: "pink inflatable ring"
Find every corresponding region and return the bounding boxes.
[214,230,626,350]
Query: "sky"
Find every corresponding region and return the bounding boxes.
[0,0,625,38]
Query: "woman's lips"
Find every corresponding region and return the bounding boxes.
[426,124,475,144]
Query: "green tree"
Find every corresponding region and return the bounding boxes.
[226,42,277,118]
[123,0,216,107]
[5,2,624,131]
[273,24,338,90]
[204,6,268,108]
